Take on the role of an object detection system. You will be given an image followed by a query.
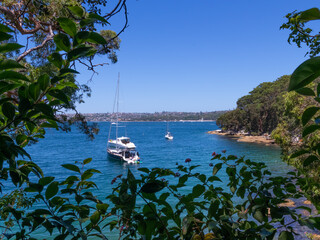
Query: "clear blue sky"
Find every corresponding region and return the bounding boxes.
[75,0,317,113]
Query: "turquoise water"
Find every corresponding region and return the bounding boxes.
[26,121,289,194]
[18,121,303,238]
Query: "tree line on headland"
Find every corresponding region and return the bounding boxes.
[217,73,320,202]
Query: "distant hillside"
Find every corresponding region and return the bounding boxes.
[74,111,228,122]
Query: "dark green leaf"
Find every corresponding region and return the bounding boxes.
[61,164,80,173]
[212,163,222,176]
[48,53,63,68]
[39,176,55,186]
[289,57,320,91]
[35,103,54,117]
[0,32,12,41]
[253,209,264,223]
[140,180,166,194]
[57,18,77,37]
[38,74,50,91]
[83,158,92,165]
[300,8,320,22]
[88,13,109,24]
[302,107,320,125]
[295,87,315,96]
[278,231,294,240]
[0,70,29,82]
[290,149,309,158]
[0,24,13,32]
[28,83,41,101]
[0,59,25,70]
[48,89,69,105]
[303,155,319,167]
[88,32,107,44]
[68,6,84,17]
[2,102,15,120]
[67,46,96,61]
[192,184,205,198]
[45,181,59,200]
[59,68,79,76]
[54,33,71,52]
[0,43,24,53]
[302,124,320,137]
[90,211,100,225]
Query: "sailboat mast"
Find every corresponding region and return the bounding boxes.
[116,73,120,147]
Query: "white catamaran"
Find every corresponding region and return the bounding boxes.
[107,74,140,164]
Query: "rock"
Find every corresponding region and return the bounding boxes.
[278,199,295,207]
[304,200,312,205]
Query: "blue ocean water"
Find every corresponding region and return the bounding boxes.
[21,121,310,238]
[26,121,289,194]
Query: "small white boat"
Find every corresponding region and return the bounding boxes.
[107,74,140,164]
[165,132,173,140]
[165,122,173,140]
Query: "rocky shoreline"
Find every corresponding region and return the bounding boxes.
[207,130,276,145]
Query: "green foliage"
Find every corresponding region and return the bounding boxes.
[217,75,290,135]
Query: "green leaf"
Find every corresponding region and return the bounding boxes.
[253,209,264,223]
[303,155,319,167]
[88,32,107,44]
[54,33,71,52]
[289,57,320,91]
[59,68,79,76]
[0,32,13,41]
[278,231,294,240]
[192,184,205,198]
[0,24,13,32]
[138,168,150,173]
[45,181,59,200]
[295,87,315,96]
[35,103,54,117]
[212,163,222,176]
[88,13,109,24]
[0,70,29,82]
[140,180,166,194]
[302,107,320,125]
[0,59,25,70]
[48,89,69,105]
[2,102,15,120]
[68,6,84,17]
[39,176,55,186]
[48,53,63,68]
[290,149,309,158]
[57,18,77,37]
[90,211,100,225]
[67,46,96,61]
[61,164,80,173]
[38,74,50,91]
[302,124,320,137]
[28,83,41,101]
[83,158,92,165]
[300,8,320,22]
[0,43,24,53]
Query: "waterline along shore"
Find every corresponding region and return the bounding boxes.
[207,130,276,145]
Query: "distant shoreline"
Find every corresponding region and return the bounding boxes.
[207,130,276,145]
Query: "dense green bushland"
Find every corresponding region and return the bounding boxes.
[216,75,290,135]
[1,2,320,240]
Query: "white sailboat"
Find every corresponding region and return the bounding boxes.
[107,74,140,164]
[165,122,173,140]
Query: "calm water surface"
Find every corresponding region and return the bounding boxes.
[26,122,289,194]
[22,121,312,238]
